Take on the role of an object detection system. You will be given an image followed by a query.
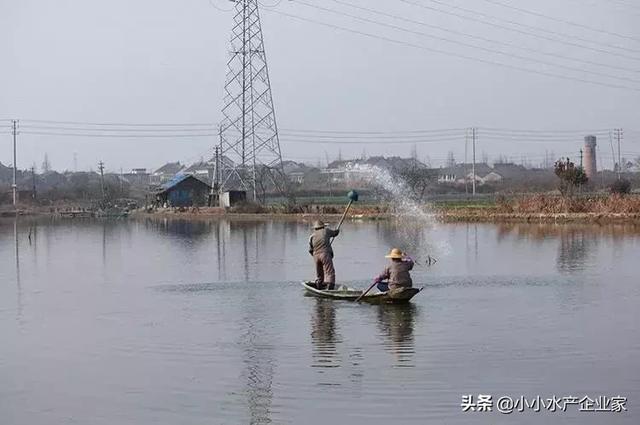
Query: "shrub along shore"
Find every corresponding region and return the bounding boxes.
[126,194,640,224]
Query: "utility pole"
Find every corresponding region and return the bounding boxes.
[472,127,477,197]
[608,130,616,174]
[12,120,18,206]
[120,167,124,196]
[215,146,221,190]
[31,165,37,201]
[464,128,469,195]
[98,161,105,200]
[210,143,221,206]
[579,148,583,168]
[614,128,623,179]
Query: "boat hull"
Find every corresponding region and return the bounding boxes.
[301,282,421,304]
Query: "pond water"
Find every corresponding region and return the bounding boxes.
[1,217,638,424]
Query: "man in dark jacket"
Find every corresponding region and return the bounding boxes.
[309,220,339,290]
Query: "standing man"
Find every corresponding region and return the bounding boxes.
[309,220,340,290]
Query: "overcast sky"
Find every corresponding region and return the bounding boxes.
[1,0,638,173]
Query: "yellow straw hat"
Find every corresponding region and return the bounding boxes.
[313,220,325,230]
[385,248,404,259]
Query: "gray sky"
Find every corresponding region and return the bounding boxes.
[1,0,639,173]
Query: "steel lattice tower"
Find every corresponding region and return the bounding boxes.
[219,0,285,202]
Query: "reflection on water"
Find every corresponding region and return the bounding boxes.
[310,298,342,369]
[240,292,276,425]
[376,304,417,368]
[557,230,597,273]
[14,219,23,321]
[495,222,640,240]
[2,217,640,425]
[492,223,640,273]
[14,218,20,282]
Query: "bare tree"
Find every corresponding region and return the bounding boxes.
[398,167,438,202]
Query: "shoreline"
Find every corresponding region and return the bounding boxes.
[127,209,640,224]
[4,203,640,224]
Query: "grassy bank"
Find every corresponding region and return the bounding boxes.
[7,193,640,224]
[436,194,640,223]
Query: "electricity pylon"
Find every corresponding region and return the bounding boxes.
[219,0,286,203]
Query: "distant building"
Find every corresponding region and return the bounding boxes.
[288,171,305,184]
[220,190,247,207]
[481,171,503,184]
[437,163,493,185]
[151,162,184,185]
[154,174,211,207]
[123,168,150,186]
[184,161,213,182]
[584,135,597,179]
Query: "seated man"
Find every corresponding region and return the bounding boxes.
[374,248,414,292]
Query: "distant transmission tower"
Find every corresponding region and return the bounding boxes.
[219,0,286,202]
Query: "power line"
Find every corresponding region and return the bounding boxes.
[323,0,640,75]
[19,131,463,144]
[258,0,283,7]
[20,131,218,138]
[422,0,640,55]
[264,8,640,91]
[20,125,220,133]
[607,0,640,13]
[207,0,233,13]
[294,0,640,85]
[280,127,466,135]
[478,127,612,134]
[277,131,464,140]
[279,136,464,144]
[20,118,217,127]
[13,118,630,137]
[479,0,640,43]
[398,0,640,61]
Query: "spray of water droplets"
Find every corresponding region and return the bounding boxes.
[348,163,451,259]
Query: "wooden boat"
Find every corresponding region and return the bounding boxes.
[301,281,422,304]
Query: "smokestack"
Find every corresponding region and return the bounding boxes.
[583,135,597,179]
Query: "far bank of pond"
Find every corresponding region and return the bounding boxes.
[5,194,640,224]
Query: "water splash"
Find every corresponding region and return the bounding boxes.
[348,163,451,259]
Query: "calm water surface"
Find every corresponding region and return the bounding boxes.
[1,217,639,424]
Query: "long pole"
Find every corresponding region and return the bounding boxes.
[355,280,378,303]
[472,127,476,196]
[12,120,18,206]
[329,200,353,247]
[335,200,353,231]
[330,191,358,246]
